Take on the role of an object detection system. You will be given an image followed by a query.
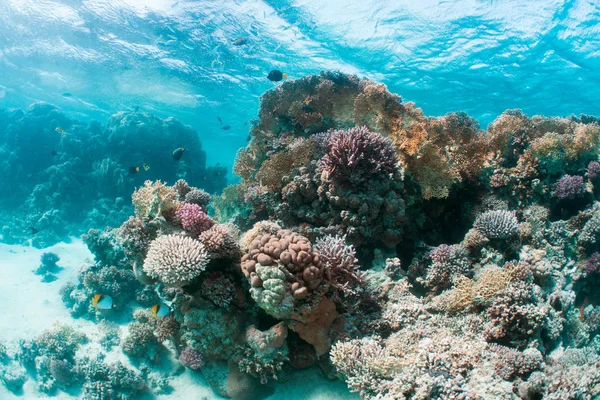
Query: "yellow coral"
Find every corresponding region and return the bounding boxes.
[408,144,458,199]
[131,180,179,220]
[256,151,294,188]
[443,266,511,312]
[233,148,257,181]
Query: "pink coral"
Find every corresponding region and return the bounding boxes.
[320,126,398,186]
[175,203,214,236]
[179,347,204,370]
[314,234,364,295]
[553,175,585,200]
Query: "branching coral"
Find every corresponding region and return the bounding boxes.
[179,347,204,370]
[314,234,363,294]
[184,188,211,209]
[175,203,214,236]
[320,126,398,186]
[143,234,209,287]
[198,224,241,259]
[553,175,585,200]
[474,210,519,240]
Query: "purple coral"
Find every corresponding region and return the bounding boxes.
[320,126,398,185]
[175,203,214,236]
[585,252,600,275]
[429,244,454,264]
[184,188,211,209]
[587,161,600,179]
[553,175,585,200]
[179,347,204,370]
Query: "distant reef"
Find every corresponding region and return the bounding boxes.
[0,103,227,247]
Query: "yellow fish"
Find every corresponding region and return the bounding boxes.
[92,294,113,310]
[151,303,170,318]
[143,163,150,171]
[55,127,66,135]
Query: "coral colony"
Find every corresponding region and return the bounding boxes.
[2,71,600,399]
[0,104,227,248]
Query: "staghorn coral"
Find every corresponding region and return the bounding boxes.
[143,234,209,287]
[314,234,363,291]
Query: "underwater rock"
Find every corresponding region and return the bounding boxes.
[201,361,274,400]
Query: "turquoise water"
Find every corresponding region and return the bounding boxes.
[2,0,600,168]
[2,1,600,400]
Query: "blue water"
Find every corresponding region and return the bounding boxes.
[2,0,600,169]
[3,2,600,400]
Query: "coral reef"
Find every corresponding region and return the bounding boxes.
[0,104,227,247]
[6,73,600,399]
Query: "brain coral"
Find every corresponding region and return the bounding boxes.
[142,235,209,287]
[240,229,324,318]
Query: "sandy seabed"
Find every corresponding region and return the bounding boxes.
[0,240,357,400]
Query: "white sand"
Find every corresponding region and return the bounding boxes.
[0,240,358,400]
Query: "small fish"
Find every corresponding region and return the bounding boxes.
[221,125,231,130]
[55,127,66,135]
[27,226,39,234]
[151,303,170,318]
[233,37,248,46]
[92,294,113,310]
[61,92,72,97]
[51,150,58,157]
[172,147,186,161]
[128,166,140,174]
[267,70,287,82]
[143,163,150,171]
[218,117,222,125]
